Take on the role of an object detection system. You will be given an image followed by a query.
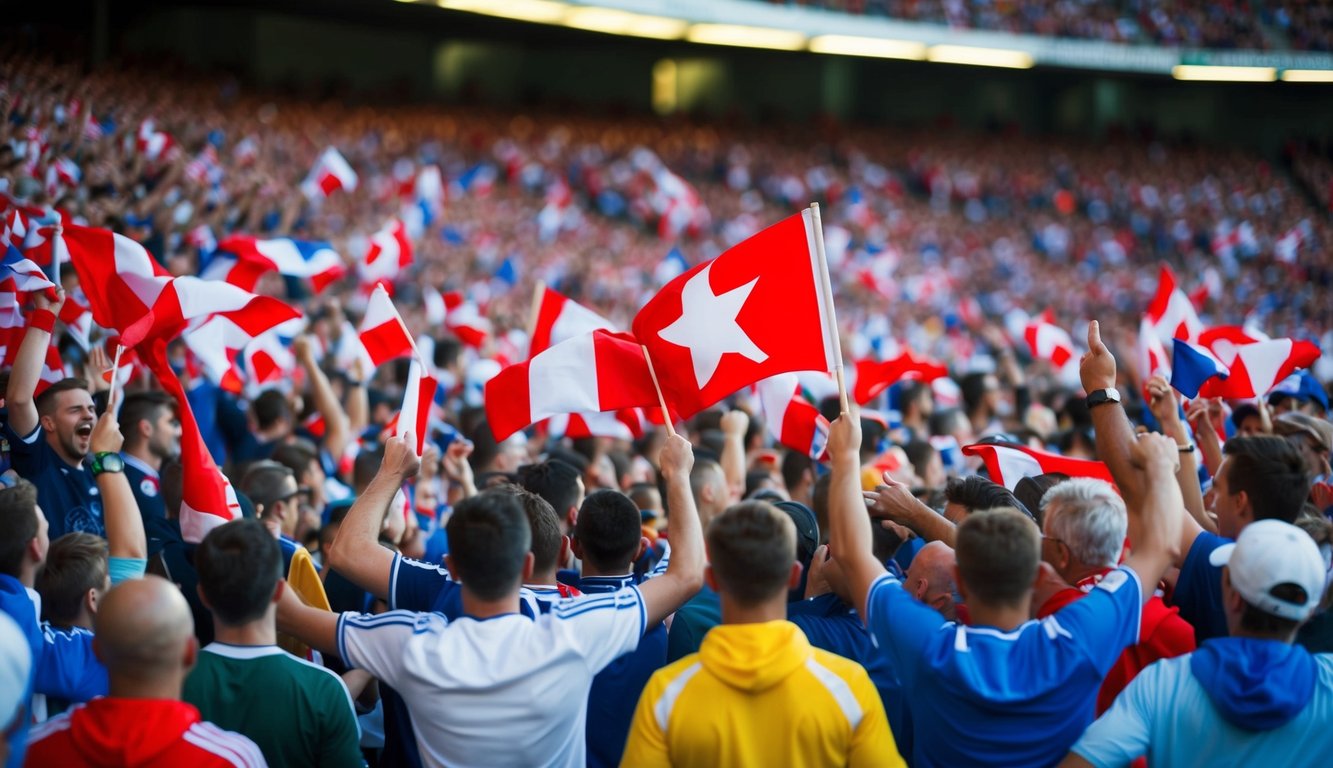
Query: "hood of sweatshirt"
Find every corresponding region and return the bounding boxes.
[67,698,201,766]
[1190,637,1316,731]
[698,620,811,693]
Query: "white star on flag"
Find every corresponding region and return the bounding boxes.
[657,263,768,389]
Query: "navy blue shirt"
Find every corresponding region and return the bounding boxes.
[3,423,103,538]
[122,453,165,524]
[1173,531,1230,642]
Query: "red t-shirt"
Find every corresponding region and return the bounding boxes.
[25,697,266,767]
[1038,568,1197,714]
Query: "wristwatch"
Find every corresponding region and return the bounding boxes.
[1085,388,1121,409]
[91,452,125,476]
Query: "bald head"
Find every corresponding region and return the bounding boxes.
[905,541,958,621]
[94,576,195,683]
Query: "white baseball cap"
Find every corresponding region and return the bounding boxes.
[1210,519,1328,622]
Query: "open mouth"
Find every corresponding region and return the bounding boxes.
[75,424,94,439]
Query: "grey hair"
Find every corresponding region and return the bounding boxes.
[1040,478,1127,569]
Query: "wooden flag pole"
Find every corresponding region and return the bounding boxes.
[808,203,849,415]
[526,279,547,340]
[640,344,676,437]
[107,344,125,414]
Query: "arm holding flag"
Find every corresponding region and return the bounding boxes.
[89,403,147,565]
[6,288,63,436]
[826,406,886,620]
[1146,375,1211,534]
[327,434,421,601]
[292,334,352,460]
[636,434,705,629]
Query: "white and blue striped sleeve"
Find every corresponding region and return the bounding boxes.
[553,586,647,673]
[388,553,452,611]
[337,609,447,686]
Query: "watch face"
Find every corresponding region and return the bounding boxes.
[99,454,125,473]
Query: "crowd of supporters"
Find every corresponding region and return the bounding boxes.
[1,46,1332,767]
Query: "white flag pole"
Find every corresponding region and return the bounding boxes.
[640,344,676,437]
[808,203,849,415]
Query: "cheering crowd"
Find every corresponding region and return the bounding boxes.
[2,43,1333,768]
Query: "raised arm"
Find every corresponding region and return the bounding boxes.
[292,335,352,461]
[1119,433,1185,604]
[1146,376,1211,534]
[719,410,749,504]
[91,405,146,561]
[1081,321,1145,505]
[864,472,957,548]
[826,407,887,620]
[6,290,64,436]
[327,434,420,599]
[636,433,704,628]
[274,579,340,658]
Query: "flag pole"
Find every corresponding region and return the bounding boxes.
[809,203,849,415]
[107,344,125,416]
[640,344,676,437]
[526,279,546,341]
[378,284,425,366]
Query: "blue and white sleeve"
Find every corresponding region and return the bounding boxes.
[555,586,646,672]
[34,625,108,702]
[337,610,448,687]
[864,572,948,688]
[388,553,451,612]
[1051,566,1143,675]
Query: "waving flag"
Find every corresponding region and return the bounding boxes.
[757,373,829,461]
[35,343,66,397]
[961,442,1114,491]
[633,210,836,419]
[1146,265,1203,345]
[211,235,345,293]
[1197,325,1268,367]
[361,219,413,285]
[1024,309,1076,368]
[62,224,173,334]
[396,360,438,456]
[423,284,447,325]
[442,291,491,348]
[303,147,358,198]
[0,245,55,295]
[546,409,647,442]
[1136,317,1172,383]
[358,284,415,367]
[119,276,300,350]
[484,329,658,441]
[1197,339,1321,400]
[136,119,174,160]
[1170,340,1230,398]
[852,351,949,406]
[529,287,613,357]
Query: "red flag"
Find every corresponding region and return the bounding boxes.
[632,211,834,419]
[119,276,300,350]
[442,291,491,349]
[61,224,172,335]
[1023,309,1075,368]
[358,284,414,367]
[484,329,659,441]
[852,351,948,406]
[1197,339,1320,399]
[396,361,438,456]
[756,373,829,460]
[361,219,413,286]
[530,287,613,357]
[961,442,1114,491]
[546,409,647,441]
[1146,264,1203,345]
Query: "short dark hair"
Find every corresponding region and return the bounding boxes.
[959,372,992,413]
[118,391,173,444]
[251,390,292,432]
[955,508,1041,609]
[196,519,282,626]
[239,461,296,515]
[517,460,582,517]
[353,446,384,492]
[780,451,813,495]
[492,485,562,575]
[576,490,642,572]
[35,377,90,418]
[1223,436,1309,524]
[1238,584,1307,637]
[271,440,319,481]
[35,533,108,626]
[946,476,1031,519]
[903,441,937,482]
[0,480,40,577]
[706,501,795,606]
[446,491,531,600]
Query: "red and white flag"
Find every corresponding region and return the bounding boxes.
[961,441,1114,491]
[484,329,659,441]
[1023,309,1076,368]
[358,284,414,368]
[211,236,345,293]
[1197,325,1269,367]
[423,284,448,325]
[35,343,65,397]
[852,351,949,406]
[442,291,491,348]
[1197,338,1321,400]
[136,119,174,161]
[757,373,829,461]
[1146,264,1203,345]
[303,147,358,198]
[396,360,438,456]
[546,409,647,442]
[1136,317,1172,383]
[62,224,173,334]
[119,275,300,350]
[632,210,836,419]
[529,287,613,357]
[361,219,413,286]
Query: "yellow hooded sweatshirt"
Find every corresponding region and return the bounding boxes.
[621,620,903,768]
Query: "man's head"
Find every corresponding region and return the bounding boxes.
[93,576,197,686]
[517,459,584,533]
[239,461,302,536]
[35,533,109,629]
[271,440,326,511]
[944,475,1029,525]
[960,372,1001,418]
[117,391,180,461]
[250,389,293,437]
[0,480,48,580]
[904,540,958,620]
[574,490,645,575]
[689,458,729,525]
[1039,478,1127,581]
[1212,436,1308,539]
[195,519,283,628]
[954,507,1041,611]
[1210,519,1327,640]
[1271,412,1333,480]
[704,501,800,607]
[35,378,95,463]
[495,485,565,582]
[780,451,815,504]
[444,490,533,601]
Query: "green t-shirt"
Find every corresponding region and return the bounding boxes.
[183,643,363,768]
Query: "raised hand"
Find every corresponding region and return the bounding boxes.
[380,433,422,480]
[658,433,695,483]
[1080,320,1116,393]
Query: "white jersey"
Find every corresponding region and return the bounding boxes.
[337,586,647,768]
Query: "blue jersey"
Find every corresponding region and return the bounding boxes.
[122,453,165,524]
[1172,531,1230,642]
[3,424,102,539]
[866,567,1143,767]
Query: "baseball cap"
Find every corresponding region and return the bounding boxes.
[1209,519,1328,621]
[773,500,820,569]
[1272,412,1333,455]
